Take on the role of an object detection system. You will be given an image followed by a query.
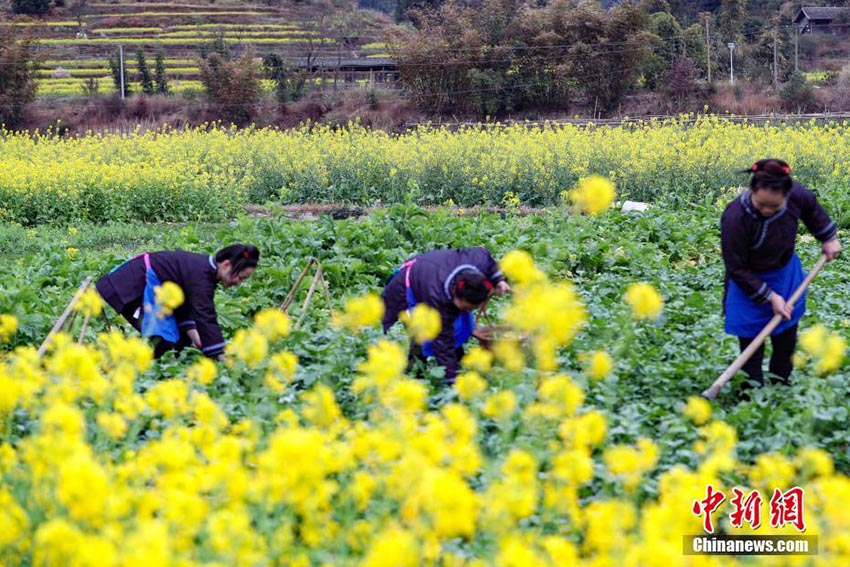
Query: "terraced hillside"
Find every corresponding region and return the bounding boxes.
[11,1,396,97]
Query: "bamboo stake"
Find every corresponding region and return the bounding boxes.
[38,276,93,357]
[280,258,319,312]
[317,263,335,319]
[77,314,91,344]
[295,270,323,330]
[280,257,334,328]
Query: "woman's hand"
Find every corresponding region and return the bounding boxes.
[187,328,203,349]
[495,281,511,295]
[769,293,793,320]
[823,238,842,261]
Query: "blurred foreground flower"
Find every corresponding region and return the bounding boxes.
[154,282,184,316]
[799,324,846,374]
[624,282,663,320]
[570,175,616,215]
[75,289,103,318]
[0,314,18,342]
[334,293,384,332]
[400,304,441,344]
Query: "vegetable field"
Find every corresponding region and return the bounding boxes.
[1,192,849,564]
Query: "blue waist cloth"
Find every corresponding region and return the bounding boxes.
[406,286,474,358]
[140,258,180,343]
[725,254,806,338]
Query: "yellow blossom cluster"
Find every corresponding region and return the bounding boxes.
[153,281,185,317]
[0,314,18,343]
[75,288,104,318]
[624,282,664,320]
[334,293,385,332]
[500,251,586,371]
[799,324,847,374]
[682,395,712,425]
[400,303,442,344]
[569,175,616,215]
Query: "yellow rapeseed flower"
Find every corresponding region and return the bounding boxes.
[498,250,546,286]
[800,324,846,374]
[492,338,525,372]
[816,334,846,374]
[154,281,184,316]
[624,282,663,320]
[800,324,828,356]
[483,390,517,420]
[227,328,269,367]
[796,447,834,478]
[361,524,419,567]
[335,293,384,331]
[75,288,103,318]
[400,304,441,344]
[265,351,299,392]
[357,339,407,387]
[749,453,795,490]
[682,396,712,425]
[254,308,291,341]
[455,371,488,401]
[0,314,18,342]
[504,282,586,346]
[187,358,217,386]
[570,175,616,215]
[96,412,128,440]
[461,346,493,372]
[586,350,613,380]
[379,379,427,415]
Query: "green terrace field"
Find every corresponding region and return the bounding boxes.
[11,0,396,98]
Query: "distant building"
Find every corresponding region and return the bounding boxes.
[793,6,850,34]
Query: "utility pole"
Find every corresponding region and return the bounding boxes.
[773,29,778,90]
[794,26,799,72]
[727,42,735,84]
[119,44,125,99]
[704,14,711,84]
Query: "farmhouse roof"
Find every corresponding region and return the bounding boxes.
[794,6,850,23]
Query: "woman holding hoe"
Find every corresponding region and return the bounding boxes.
[721,159,840,395]
[95,244,260,359]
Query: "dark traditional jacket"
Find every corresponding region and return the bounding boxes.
[382,247,505,380]
[95,251,226,357]
[721,181,837,304]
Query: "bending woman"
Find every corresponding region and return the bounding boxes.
[721,159,840,393]
[95,244,260,359]
[382,247,510,385]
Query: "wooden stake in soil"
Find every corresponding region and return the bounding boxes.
[279,258,335,329]
[38,276,93,357]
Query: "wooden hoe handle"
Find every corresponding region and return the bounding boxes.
[701,254,828,400]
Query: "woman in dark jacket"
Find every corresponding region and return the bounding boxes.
[721,159,840,392]
[95,244,260,358]
[382,246,510,385]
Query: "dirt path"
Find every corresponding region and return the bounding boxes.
[245,203,553,220]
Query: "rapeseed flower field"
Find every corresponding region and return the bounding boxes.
[2,116,850,224]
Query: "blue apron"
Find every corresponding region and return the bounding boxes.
[137,253,180,343]
[725,254,806,338]
[401,259,475,357]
